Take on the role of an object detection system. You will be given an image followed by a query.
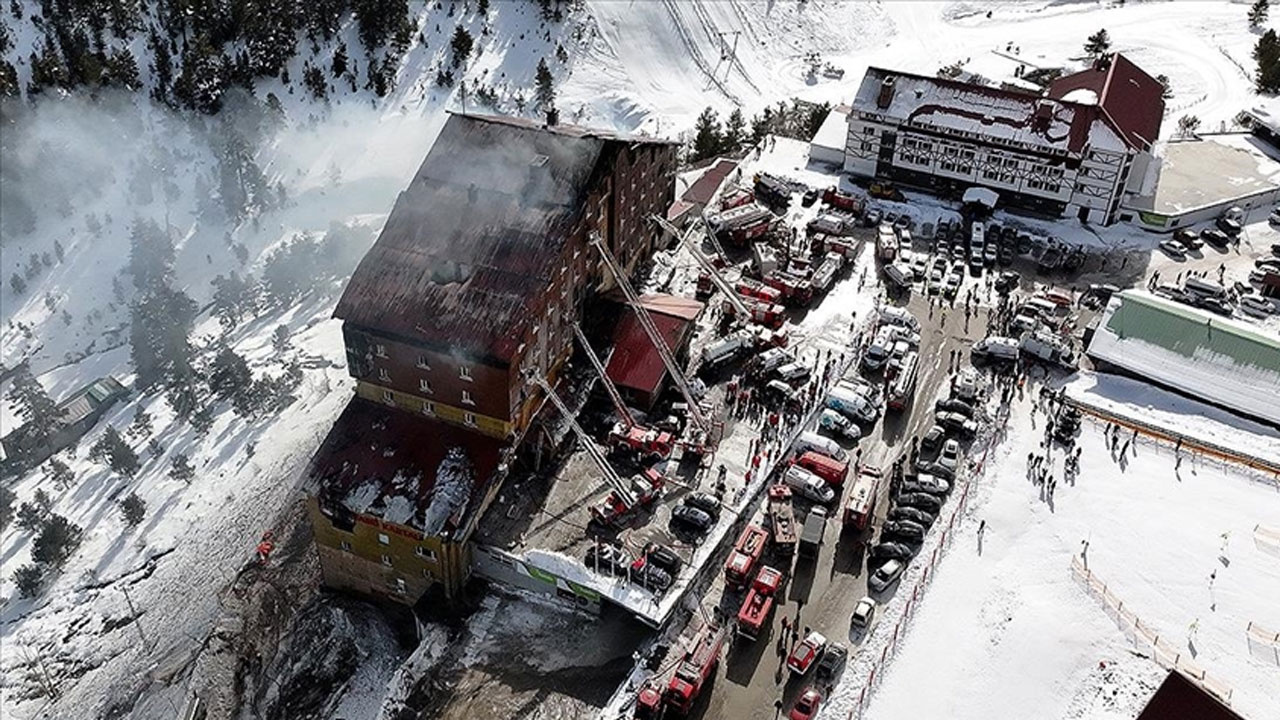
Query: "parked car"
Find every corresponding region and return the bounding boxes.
[641,542,682,576]
[789,687,823,720]
[944,268,963,298]
[870,541,914,561]
[920,424,946,451]
[818,409,863,441]
[863,208,882,227]
[670,505,714,534]
[1200,228,1230,248]
[898,492,943,513]
[801,188,819,207]
[816,642,848,681]
[1216,216,1242,235]
[894,214,912,232]
[1173,227,1202,249]
[787,631,828,675]
[868,558,906,592]
[937,439,961,474]
[1268,208,1280,226]
[900,476,951,496]
[993,271,1019,293]
[851,597,876,628]
[632,563,672,592]
[1158,240,1186,259]
[584,544,629,574]
[935,411,978,436]
[888,506,935,527]
[935,397,976,417]
[683,492,721,520]
[881,519,927,542]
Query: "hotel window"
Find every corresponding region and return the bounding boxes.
[422,400,435,416]
[381,389,394,405]
[419,378,433,394]
[464,412,477,427]
[416,546,438,562]
[375,344,387,358]
[459,365,473,381]
[381,554,393,567]
[394,578,407,594]
[422,568,435,580]
[462,389,475,406]
[416,355,430,369]
[378,368,391,382]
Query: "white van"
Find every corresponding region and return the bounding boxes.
[775,361,811,382]
[794,431,847,461]
[827,386,879,424]
[1019,297,1059,319]
[755,347,793,374]
[883,263,912,289]
[784,465,836,504]
[701,331,752,368]
[972,336,1020,362]
[879,306,921,333]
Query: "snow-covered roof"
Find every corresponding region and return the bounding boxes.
[810,104,851,153]
[1087,290,1280,426]
[852,67,1128,155]
[1061,88,1098,105]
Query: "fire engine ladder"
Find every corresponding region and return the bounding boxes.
[589,234,710,434]
[571,322,637,432]
[651,214,751,320]
[526,373,636,508]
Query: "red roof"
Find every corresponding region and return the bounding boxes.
[1049,53,1165,151]
[682,159,738,206]
[605,294,703,395]
[308,399,507,536]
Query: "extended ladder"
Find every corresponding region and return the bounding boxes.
[527,374,635,508]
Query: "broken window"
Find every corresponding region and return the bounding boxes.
[416,355,430,369]
[422,400,435,416]
[381,554,393,567]
[416,546,438,562]
[394,578,407,594]
[340,541,352,552]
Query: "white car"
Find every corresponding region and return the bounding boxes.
[851,596,876,628]
[1158,240,1186,259]
[818,409,863,441]
[784,466,836,504]
[868,559,905,593]
[938,439,961,474]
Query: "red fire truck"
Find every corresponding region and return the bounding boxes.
[822,187,863,212]
[694,252,727,298]
[735,277,783,305]
[724,524,771,587]
[762,272,814,307]
[720,187,754,210]
[635,622,726,718]
[723,294,786,329]
[842,466,881,532]
[590,468,666,526]
[736,565,784,640]
[766,484,798,555]
[609,423,675,460]
[708,203,774,246]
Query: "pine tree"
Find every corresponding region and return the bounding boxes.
[331,42,348,78]
[1156,74,1173,99]
[5,364,64,451]
[0,485,15,531]
[450,26,474,68]
[90,427,140,478]
[692,107,723,162]
[478,0,490,15]
[9,272,25,295]
[16,502,48,533]
[535,57,555,109]
[126,218,174,292]
[1084,29,1111,58]
[14,564,43,598]
[45,457,75,491]
[32,514,83,567]
[1250,0,1270,28]
[722,108,746,153]
[119,492,146,527]
[54,239,65,262]
[208,347,253,401]
[272,324,291,355]
[1255,29,1280,93]
[1177,115,1202,137]
[170,453,196,483]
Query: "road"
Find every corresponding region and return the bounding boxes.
[692,278,992,720]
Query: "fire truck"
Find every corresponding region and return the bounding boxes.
[735,277,783,305]
[720,187,754,210]
[822,187,863,213]
[736,565,784,640]
[707,203,774,246]
[694,252,727,298]
[754,172,792,207]
[876,225,898,262]
[609,423,675,460]
[636,622,727,718]
[810,252,844,295]
[724,523,771,587]
[762,272,814,307]
[723,294,786,329]
[766,484,798,554]
[590,467,666,526]
[842,466,881,532]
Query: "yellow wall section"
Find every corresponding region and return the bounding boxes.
[355,380,512,439]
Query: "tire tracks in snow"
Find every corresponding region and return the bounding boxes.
[659,0,741,104]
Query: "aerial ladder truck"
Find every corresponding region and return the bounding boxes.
[526,373,663,527]
[570,322,675,461]
[590,233,721,456]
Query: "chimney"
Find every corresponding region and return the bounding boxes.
[876,76,896,110]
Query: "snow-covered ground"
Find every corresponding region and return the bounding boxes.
[823,381,1280,720]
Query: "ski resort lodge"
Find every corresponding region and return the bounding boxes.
[843,54,1165,226]
[306,112,677,607]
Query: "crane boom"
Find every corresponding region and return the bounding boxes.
[651,214,751,319]
[589,235,709,432]
[571,322,636,431]
[527,374,635,508]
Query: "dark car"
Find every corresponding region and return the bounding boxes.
[935,397,975,418]
[935,411,977,436]
[901,479,949,497]
[584,544,630,575]
[642,542,683,576]
[683,492,722,519]
[1196,296,1234,316]
[802,188,820,207]
[888,506,936,527]
[1216,216,1242,235]
[918,460,955,481]
[898,492,943,513]
[1173,228,1203,249]
[670,505,714,533]
[816,642,848,681]
[632,563,673,593]
[1200,228,1230,248]
[997,244,1015,266]
[1256,256,1280,272]
[881,519,927,542]
[869,542,914,562]
[920,424,946,451]
[994,271,1020,293]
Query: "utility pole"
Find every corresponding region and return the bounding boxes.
[121,585,150,648]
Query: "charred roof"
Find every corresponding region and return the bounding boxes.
[334,112,674,363]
